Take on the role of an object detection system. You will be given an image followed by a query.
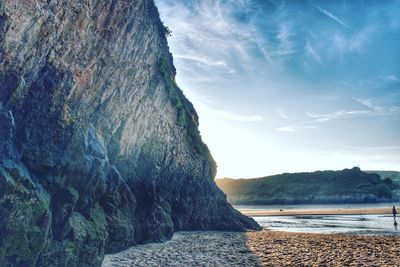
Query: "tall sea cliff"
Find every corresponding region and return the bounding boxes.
[0,0,259,266]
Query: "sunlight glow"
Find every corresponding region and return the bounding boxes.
[155,0,400,178]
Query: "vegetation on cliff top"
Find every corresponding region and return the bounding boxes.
[158,53,216,177]
[366,171,400,183]
[216,167,400,205]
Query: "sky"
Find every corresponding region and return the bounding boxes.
[154,0,400,178]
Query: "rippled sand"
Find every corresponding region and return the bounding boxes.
[103,230,400,266]
[248,230,400,266]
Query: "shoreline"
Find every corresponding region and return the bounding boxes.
[239,207,393,216]
[103,230,400,266]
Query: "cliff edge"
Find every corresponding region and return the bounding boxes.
[0,0,259,266]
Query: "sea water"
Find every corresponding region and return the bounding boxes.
[235,203,400,236]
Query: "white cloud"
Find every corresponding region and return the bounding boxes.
[305,41,322,63]
[305,98,400,123]
[212,110,265,122]
[155,0,257,68]
[155,0,301,77]
[331,26,374,54]
[300,125,323,130]
[174,54,227,67]
[276,24,296,56]
[276,107,289,119]
[155,0,400,176]
[276,126,296,132]
[345,145,400,151]
[352,98,375,109]
[306,110,370,122]
[315,5,349,29]
[380,75,400,82]
[196,102,265,122]
[275,125,321,132]
[353,97,400,116]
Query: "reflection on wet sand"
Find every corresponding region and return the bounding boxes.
[254,214,400,236]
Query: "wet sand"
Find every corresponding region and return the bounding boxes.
[240,207,392,216]
[103,230,400,266]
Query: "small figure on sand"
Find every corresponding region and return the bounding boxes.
[393,206,397,226]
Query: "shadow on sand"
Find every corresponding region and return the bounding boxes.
[102,231,262,266]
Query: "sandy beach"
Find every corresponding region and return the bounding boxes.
[103,230,400,266]
[102,231,259,267]
[247,230,400,266]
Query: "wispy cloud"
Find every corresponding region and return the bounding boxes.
[275,125,322,132]
[315,5,349,29]
[174,54,227,67]
[305,98,400,123]
[155,0,262,75]
[212,110,265,122]
[196,102,265,122]
[380,75,400,82]
[345,145,400,151]
[276,126,296,132]
[353,98,375,109]
[331,26,374,54]
[353,97,400,115]
[156,0,400,175]
[305,41,322,63]
[275,24,296,56]
[276,108,289,119]
[155,0,308,77]
[306,110,369,122]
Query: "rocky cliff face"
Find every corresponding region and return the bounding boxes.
[0,0,260,266]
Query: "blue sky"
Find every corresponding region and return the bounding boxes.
[155,0,400,178]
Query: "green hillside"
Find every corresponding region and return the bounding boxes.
[216,167,400,205]
[366,171,400,183]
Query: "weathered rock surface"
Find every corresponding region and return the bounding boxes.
[0,0,260,266]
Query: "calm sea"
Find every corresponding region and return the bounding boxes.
[235,203,400,236]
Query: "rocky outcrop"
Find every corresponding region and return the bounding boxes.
[0,0,260,266]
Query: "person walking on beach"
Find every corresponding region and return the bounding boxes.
[393,206,397,222]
